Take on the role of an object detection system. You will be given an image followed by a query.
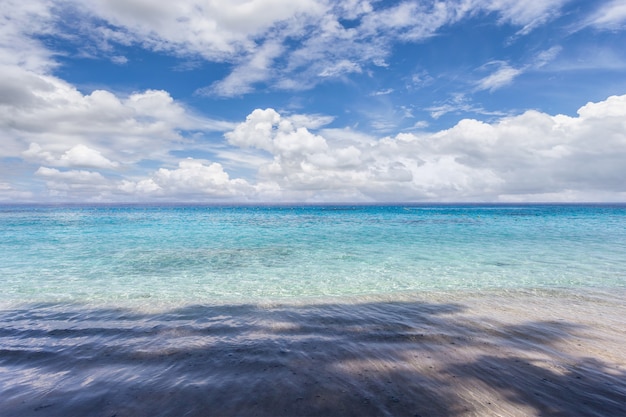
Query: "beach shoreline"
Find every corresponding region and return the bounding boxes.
[1,288,624,416]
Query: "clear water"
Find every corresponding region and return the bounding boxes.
[2,204,625,307]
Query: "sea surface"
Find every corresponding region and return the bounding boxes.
[1,204,625,306]
[1,204,625,416]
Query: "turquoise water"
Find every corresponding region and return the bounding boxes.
[1,204,625,306]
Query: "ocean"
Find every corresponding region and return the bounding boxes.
[1,204,625,416]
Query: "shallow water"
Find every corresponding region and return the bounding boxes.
[1,204,625,306]
[1,204,625,416]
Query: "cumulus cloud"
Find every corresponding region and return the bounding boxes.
[18,94,626,202]
[24,143,119,169]
[118,159,253,200]
[0,20,239,200]
[36,166,107,183]
[225,109,334,152]
[0,67,233,165]
[31,158,255,201]
[217,94,626,202]
[223,107,502,200]
[34,167,113,200]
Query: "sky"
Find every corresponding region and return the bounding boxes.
[1,0,626,203]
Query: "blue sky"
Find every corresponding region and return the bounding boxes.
[2,0,626,202]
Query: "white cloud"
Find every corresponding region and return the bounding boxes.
[32,158,255,201]
[0,182,33,202]
[288,113,336,130]
[475,62,523,92]
[371,88,394,96]
[111,55,128,65]
[16,94,626,202]
[533,46,562,68]
[61,146,118,170]
[270,0,571,94]
[548,46,626,72]
[34,167,112,199]
[336,0,373,20]
[473,47,562,92]
[118,159,253,200]
[225,108,334,152]
[409,70,435,89]
[225,108,281,152]
[0,0,575,110]
[205,40,284,97]
[0,67,233,165]
[584,0,626,30]
[36,166,107,183]
[72,0,326,59]
[6,0,623,203]
[479,0,571,35]
[0,0,57,71]
[33,0,570,96]
[426,93,508,119]
[577,94,626,118]
[318,60,362,78]
[25,143,119,169]
[217,94,626,202]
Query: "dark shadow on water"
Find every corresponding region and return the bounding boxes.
[0,299,624,417]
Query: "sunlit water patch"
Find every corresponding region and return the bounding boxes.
[1,204,625,307]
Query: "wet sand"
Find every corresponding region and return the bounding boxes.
[1,288,625,416]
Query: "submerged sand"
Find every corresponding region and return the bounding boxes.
[1,288,625,416]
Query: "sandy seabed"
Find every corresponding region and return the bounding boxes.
[1,288,625,417]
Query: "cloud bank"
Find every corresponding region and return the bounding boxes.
[11,94,625,203]
[215,95,626,202]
